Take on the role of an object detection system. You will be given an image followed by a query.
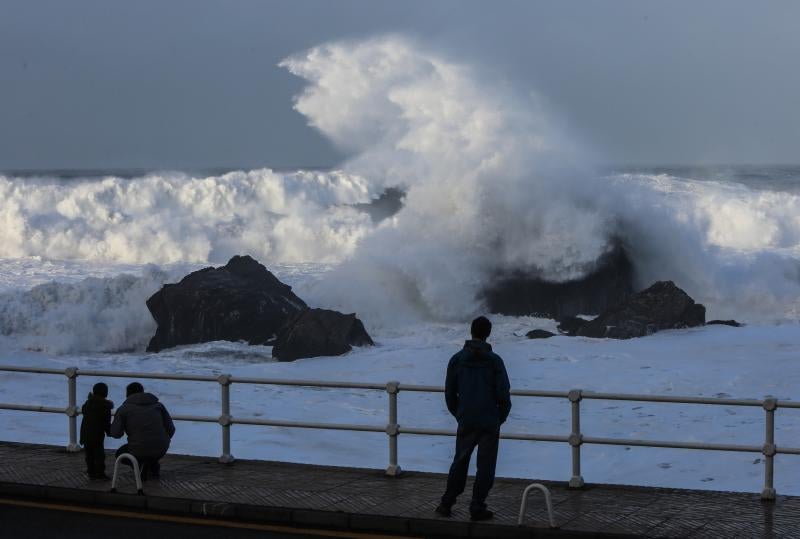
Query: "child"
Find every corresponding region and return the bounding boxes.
[80,382,114,479]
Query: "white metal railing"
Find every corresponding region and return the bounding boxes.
[0,364,798,500]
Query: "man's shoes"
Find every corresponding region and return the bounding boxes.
[470,508,494,521]
[88,473,109,480]
[434,504,452,517]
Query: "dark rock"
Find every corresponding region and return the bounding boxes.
[557,316,589,336]
[682,303,707,327]
[146,255,307,352]
[577,281,705,339]
[483,245,634,319]
[272,308,374,361]
[353,187,405,223]
[525,329,556,339]
[707,319,743,327]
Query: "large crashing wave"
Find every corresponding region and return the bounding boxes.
[282,36,617,323]
[0,169,373,264]
[282,36,800,323]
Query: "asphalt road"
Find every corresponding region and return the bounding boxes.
[0,499,390,539]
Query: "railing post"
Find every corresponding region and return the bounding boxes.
[65,367,80,452]
[761,397,777,501]
[568,389,584,488]
[385,381,401,476]
[218,374,234,464]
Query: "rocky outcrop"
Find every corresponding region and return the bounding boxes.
[145,255,307,352]
[557,316,588,335]
[272,308,374,361]
[483,245,634,319]
[353,187,405,223]
[526,329,556,339]
[707,319,743,327]
[569,281,705,339]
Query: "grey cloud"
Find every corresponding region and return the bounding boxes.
[1,0,798,169]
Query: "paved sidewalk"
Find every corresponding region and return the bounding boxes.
[0,442,796,537]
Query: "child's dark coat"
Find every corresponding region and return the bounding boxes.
[80,393,113,477]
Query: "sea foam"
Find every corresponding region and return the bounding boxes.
[0,169,373,265]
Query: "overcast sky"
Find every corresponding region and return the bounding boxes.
[1,0,799,170]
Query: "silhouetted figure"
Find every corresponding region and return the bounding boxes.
[436,316,511,521]
[80,382,113,479]
[110,382,175,480]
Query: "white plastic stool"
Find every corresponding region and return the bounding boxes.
[110,452,143,495]
[518,482,557,528]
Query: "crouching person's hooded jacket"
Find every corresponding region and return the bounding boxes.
[110,392,175,458]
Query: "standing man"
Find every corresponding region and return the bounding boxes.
[436,316,511,521]
[110,382,175,480]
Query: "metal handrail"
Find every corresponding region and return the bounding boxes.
[0,364,796,500]
[581,436,761,453]
[0,403,65,414]
[582,390,767,407]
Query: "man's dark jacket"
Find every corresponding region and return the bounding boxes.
[79,393,113,446]
[110,392,175,458]
[445,339,511,429]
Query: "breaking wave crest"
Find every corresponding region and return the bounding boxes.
[0,169,374,265]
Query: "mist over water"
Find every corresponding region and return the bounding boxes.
[0,36,799,352]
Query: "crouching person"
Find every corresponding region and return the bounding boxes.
[110,382,175,480]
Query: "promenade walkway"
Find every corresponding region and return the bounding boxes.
[0,441,796,538]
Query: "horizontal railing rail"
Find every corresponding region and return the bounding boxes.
[0,364,796,500]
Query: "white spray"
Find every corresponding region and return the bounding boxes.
[282,36,800,325]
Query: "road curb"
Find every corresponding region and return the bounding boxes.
[0,480,612,538]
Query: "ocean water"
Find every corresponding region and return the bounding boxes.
[609,164,800,193]
[1,35,799,493]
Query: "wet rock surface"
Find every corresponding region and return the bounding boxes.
[707,319,743,327]
[145,255,307,352]
[557,316,589,335]
[570,280,706,339]
[483,246,635,319]
[272,308,374,361]
[525,329,556,339]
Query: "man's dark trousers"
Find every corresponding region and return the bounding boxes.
[441,426,500,511]
[84,443,106,477]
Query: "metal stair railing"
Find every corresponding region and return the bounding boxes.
[110,452,143,495]
[518,483,556,528]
